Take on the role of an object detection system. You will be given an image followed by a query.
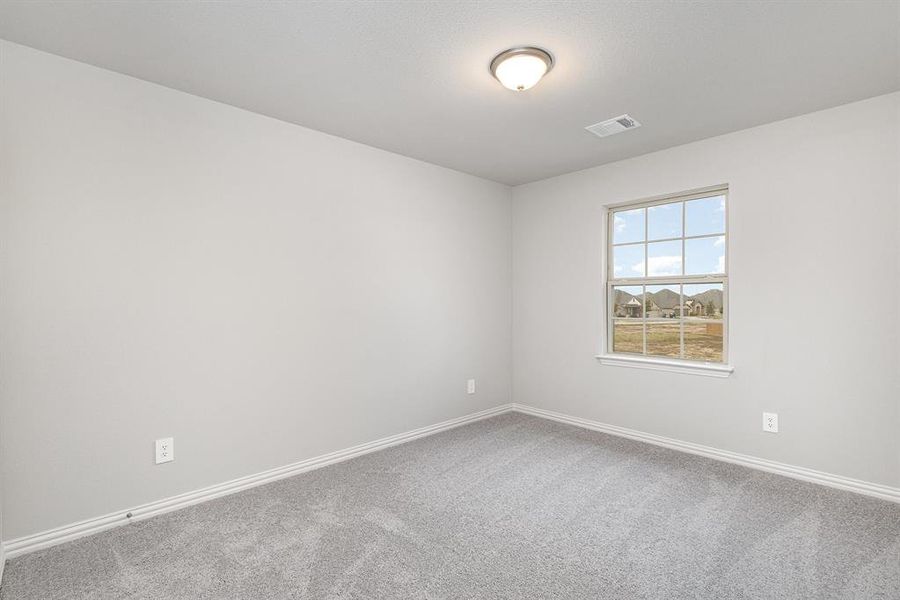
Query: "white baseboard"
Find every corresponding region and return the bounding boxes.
[511,403,900,504]
[5,401,897,562]
[2,404,515,560]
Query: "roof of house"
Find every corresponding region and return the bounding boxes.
[690,289,724,307]
[645,288,681,310]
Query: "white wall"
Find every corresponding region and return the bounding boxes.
[0,41,512,540]
[513,93,900,488]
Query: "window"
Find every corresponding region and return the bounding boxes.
[606,187,728,368]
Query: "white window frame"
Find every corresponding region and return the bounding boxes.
[597,185,733,377]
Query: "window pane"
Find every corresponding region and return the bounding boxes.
[612,286,643,319]
[645,284,682,319]
[607,192,727,364]
[612,321,644,354]
[647,240,682,276]
[685,195,725,236]
[646,322,681,358]
[613,244,645,278]
[685,235,725,275]
[612,208,645,244]
[647,201,682,240]
[683,284,724,361]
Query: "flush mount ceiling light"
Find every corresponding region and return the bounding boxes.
[490,47,554,91]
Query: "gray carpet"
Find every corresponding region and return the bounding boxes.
[2,413,899,599]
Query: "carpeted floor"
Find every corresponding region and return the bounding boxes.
[2,412,899,599]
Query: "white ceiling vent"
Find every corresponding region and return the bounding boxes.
[585,115,641,138]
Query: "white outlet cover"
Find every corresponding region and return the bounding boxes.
[155,437,174,464]
[762,413,779,433]
[467,379,476,394]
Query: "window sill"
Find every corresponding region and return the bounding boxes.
[595,354,734,378]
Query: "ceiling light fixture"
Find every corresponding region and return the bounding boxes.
[490,47,554,91]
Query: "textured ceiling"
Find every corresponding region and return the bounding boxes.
[0,0,898,185]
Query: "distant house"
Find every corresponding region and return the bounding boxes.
[645,289,683,318]
[616,296,642,318]
[689,289,724,317]
[684,299,704,316]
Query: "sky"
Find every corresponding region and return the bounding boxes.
[612,195,726,279]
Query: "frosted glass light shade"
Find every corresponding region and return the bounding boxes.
[490,47,553,91]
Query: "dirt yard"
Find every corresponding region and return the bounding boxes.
[613,319,723,362]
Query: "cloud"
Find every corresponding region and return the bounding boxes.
[615,261,644,277]
[716,198,726,212]
[717,255,725,272]
[713,236,725,247]
[614,215,626,233]
[633,255,682,276]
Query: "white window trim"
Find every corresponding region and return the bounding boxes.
[595,353,734,377]
[597,184,733,377]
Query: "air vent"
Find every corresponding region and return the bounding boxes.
[585,114,641,138]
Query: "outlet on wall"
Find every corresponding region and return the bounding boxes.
[155,437,174,464]
[467,379,476,394]
[762,413,778,433]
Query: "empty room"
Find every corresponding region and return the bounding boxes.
[0,1,898,598]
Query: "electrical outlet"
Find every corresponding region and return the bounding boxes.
[467,379,476,394]
[762,413,778,433]
[155,437,174,464]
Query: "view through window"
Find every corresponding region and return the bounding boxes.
[607,187,727,363]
